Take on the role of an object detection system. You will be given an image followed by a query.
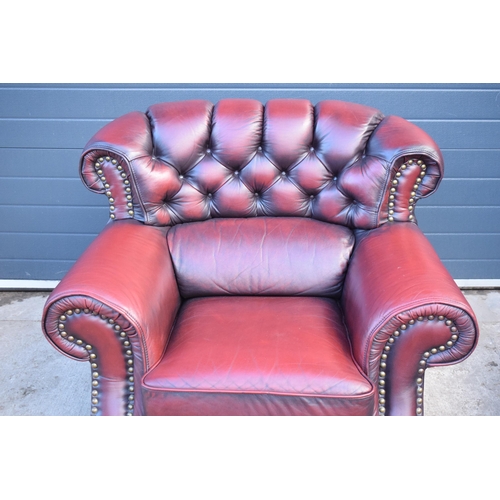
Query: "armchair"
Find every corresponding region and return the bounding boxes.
[42,98,479,416]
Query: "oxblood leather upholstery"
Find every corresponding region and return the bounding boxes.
[42,98,479,416]
[167,217,354,298]
[143,297,374,416]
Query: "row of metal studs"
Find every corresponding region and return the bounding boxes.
[388,159,427,222]
[94,156,134,220]
[378,315,459,416]
[57,309,135,416]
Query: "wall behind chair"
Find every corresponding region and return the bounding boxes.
[0,83,499,281]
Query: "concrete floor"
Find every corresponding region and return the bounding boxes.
[0,289,498,416]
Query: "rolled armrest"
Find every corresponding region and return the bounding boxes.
[78,111,152,223]
[365,115,444,226]
[342,222,479,415]
[42,219,181,415]
[79,110,152,193]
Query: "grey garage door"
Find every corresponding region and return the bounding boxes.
[0,83,499,283]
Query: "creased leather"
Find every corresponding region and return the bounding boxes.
[342,222,479,375]
[42,219,181,371]
[143,296,374,416]
[167,217,355,298]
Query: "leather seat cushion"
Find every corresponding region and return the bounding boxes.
[167,217,355,298]
[142,296,374,415]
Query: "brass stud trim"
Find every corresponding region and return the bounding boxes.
[57,309,136,416]
[96,156,135,221]
[387,159,427,223]
[378,315,460,416]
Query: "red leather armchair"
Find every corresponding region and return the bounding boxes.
[41,99,479,416]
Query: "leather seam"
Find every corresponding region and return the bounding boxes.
[141,386,374,399]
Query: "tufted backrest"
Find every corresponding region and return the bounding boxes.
[80,99,444,229]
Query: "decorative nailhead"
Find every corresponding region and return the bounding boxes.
[57,309,136,416]
[387,159,427,222]
[378,315,460,416]
[94,156,134,220]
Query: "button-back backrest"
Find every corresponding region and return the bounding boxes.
[80,98,444,229]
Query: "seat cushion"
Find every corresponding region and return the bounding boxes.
[167,217,355,298]
[142,296,374,415]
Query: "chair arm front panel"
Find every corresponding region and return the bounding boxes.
[79,110,153,223]
[365,115,444,226]
[341,222,479,416]
[42,220,181,415]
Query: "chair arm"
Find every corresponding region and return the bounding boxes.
[78,110,152,223]
[341,222,479,415]
[365,115,444,226]
[42,219,181,415]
